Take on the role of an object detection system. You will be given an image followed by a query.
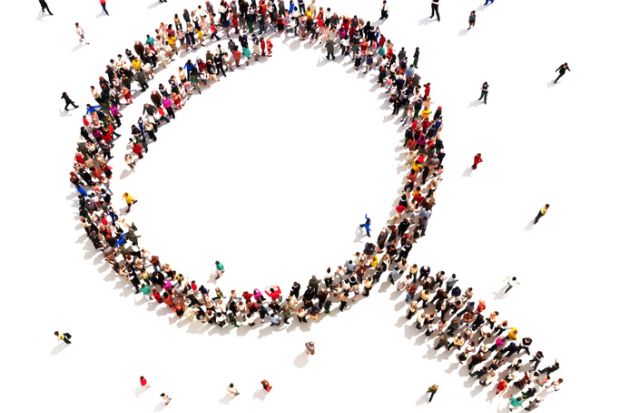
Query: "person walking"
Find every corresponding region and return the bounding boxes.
[380,1,389,20]
[359,214,372,237]
[553,63,570,84]
[472,153,483,170]
[430,0,440,22]
[75,23,90,45]
[61,92,79,111]
[534,204,550,224]
[99,0,109,15]
[305,341,315,355]
[468,11,476,29]
[484,0,495,5]
[426,384,439,402]
[54,331,72,344]
[215,260,225,279]
[227,383,240,396]
[139,376,149,389]
[325,38,335,60]
[261,379,272,392]
[39,0,53,15]
[503,276,519,294]
[160,393,171,405]
[123,192,137,213]
[478,81,489,104]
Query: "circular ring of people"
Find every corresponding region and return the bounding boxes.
[70,2,560,409]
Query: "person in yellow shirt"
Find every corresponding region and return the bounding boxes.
[131,58,142,71]
[534,203,550,224]
[54,331,72,344]
[123,192,137,212]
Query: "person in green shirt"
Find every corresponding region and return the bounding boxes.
[509,396,523,411]
[215,260,225,279]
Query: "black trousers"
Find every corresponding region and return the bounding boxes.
[534,211,544,224]
[64,100,78,110]
[431,5,440,21]
[479,91,488,104]
[41,1,53,14]
[554,72,565,83]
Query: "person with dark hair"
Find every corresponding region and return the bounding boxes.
[99,0,109,16]
[430,0,440,22]
[160,393,171,405]
[468,10,476,29]
[359,214,372,237]
[472,153,483,170]
[227,383,240,396]
[413,47,420,68]
[261,379,272,392]
[479,81,489,104]
[534,204,550,224]
[39,0,53,15]
[380,1,389,20]
[54,331,72,344]
[61,92,79,111]
[553,63,570,83]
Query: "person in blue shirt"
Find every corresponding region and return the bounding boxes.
[358,214,371,237]
[85,104,101,115]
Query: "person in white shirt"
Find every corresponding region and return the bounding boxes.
[75,22,89,45]
[503,276,519,294]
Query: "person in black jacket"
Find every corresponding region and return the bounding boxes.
[430,0,440,21]
[61,92,79,111]
[39,0,53,15]
[380,1,389,20]
[553,63,570,84]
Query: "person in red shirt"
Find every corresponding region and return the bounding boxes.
[132,142,144,159]
[99,0,109,16]
[472,153,483,169]
[139,376,149,388]
[261,379,272,392]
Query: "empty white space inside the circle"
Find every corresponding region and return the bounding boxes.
[114,38,405,290]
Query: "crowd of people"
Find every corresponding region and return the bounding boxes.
[66,0,561,410]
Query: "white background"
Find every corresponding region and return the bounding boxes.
[1,0,619,412]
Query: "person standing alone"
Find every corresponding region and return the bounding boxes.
[54,331,72,344]
[430,0,440,22]
[468,11,476,29]
[61,92,79,111]
[39,0,53,15]
[99,0,109,16]
[479,81,489,104]
[380,1,389,20]
[472,153,483,170]
[553,63,570,84]
[534,204,550,224]
[426,384,439,402]
[75,23,90,45]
